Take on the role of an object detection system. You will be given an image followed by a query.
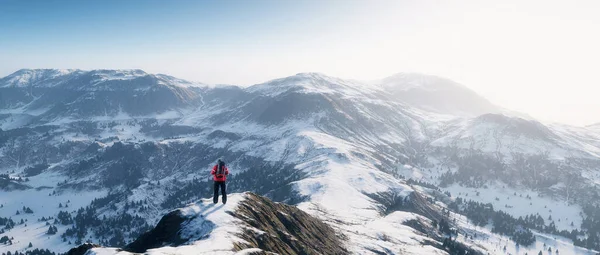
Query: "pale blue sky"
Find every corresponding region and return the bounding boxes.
[1,0,600,126]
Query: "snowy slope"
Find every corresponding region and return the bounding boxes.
[247,72,377,98]
[378,73,532,119]
[0,69,81,88]
[87,194,254,254]
[429,114,600,159]
[0,69,205,89]
[2,69,600,254]
[377,73,501,117]
[87,192,349,255]
[0,69,207,129]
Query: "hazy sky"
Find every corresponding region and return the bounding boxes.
[1,0,599,126]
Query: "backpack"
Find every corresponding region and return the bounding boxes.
[216,162,225,176]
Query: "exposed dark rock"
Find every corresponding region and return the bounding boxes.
[230,193,348,255]
[66,243,101,255]
[121,192,347,254]
[124,210,187,252]
[403,219,444,245]
[364,190,408,216]
[405,191,445,223]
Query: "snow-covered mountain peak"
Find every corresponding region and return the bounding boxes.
[13,68,80,76]
[294,71,328,77]
[0,69,204,91]
[0,68,82,88]
[0,69,205,124]
[247,72,375,97]
[153,73,205,88]
[86,69,148,80]
[377,72,505,117]
[379,72,467,92]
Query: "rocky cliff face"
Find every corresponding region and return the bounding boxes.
[230,193,348,255]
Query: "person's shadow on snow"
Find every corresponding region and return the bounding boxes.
[203,204,225,217]
[193,203,225,219]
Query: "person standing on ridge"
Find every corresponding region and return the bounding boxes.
[211,158,229,204]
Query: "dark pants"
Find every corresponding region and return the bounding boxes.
[213,181,227,204]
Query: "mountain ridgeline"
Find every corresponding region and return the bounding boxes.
[1,69,600,254]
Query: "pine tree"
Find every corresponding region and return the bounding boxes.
[47,225,57,235]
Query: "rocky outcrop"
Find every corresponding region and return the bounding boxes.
[123,210,188,252]
[117,192,347,254]
[230,193,348,255]
[66,243,101,255]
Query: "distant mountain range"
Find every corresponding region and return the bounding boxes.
[1,69,599,255]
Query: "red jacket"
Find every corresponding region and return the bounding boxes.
[211,164,229,182]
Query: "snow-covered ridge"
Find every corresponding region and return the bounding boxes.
[0,69,82,88]
[428,113,600,159]
[375,72,512,117]
[0,69,205,89]
[378,72,469,92]
[0,69,209,129]
[587,122,600,130]
[83,192,348,255]
[246,72,379,97]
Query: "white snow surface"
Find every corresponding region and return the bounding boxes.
[247,72,380,97]
[0,69,80,88]
[430,115,600,159]
[449,200,596,255]
[0,69,206,90]
[378,72,470,92]
[444,183,583,232]
[89,193,251,255]
[0,171,107,253]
